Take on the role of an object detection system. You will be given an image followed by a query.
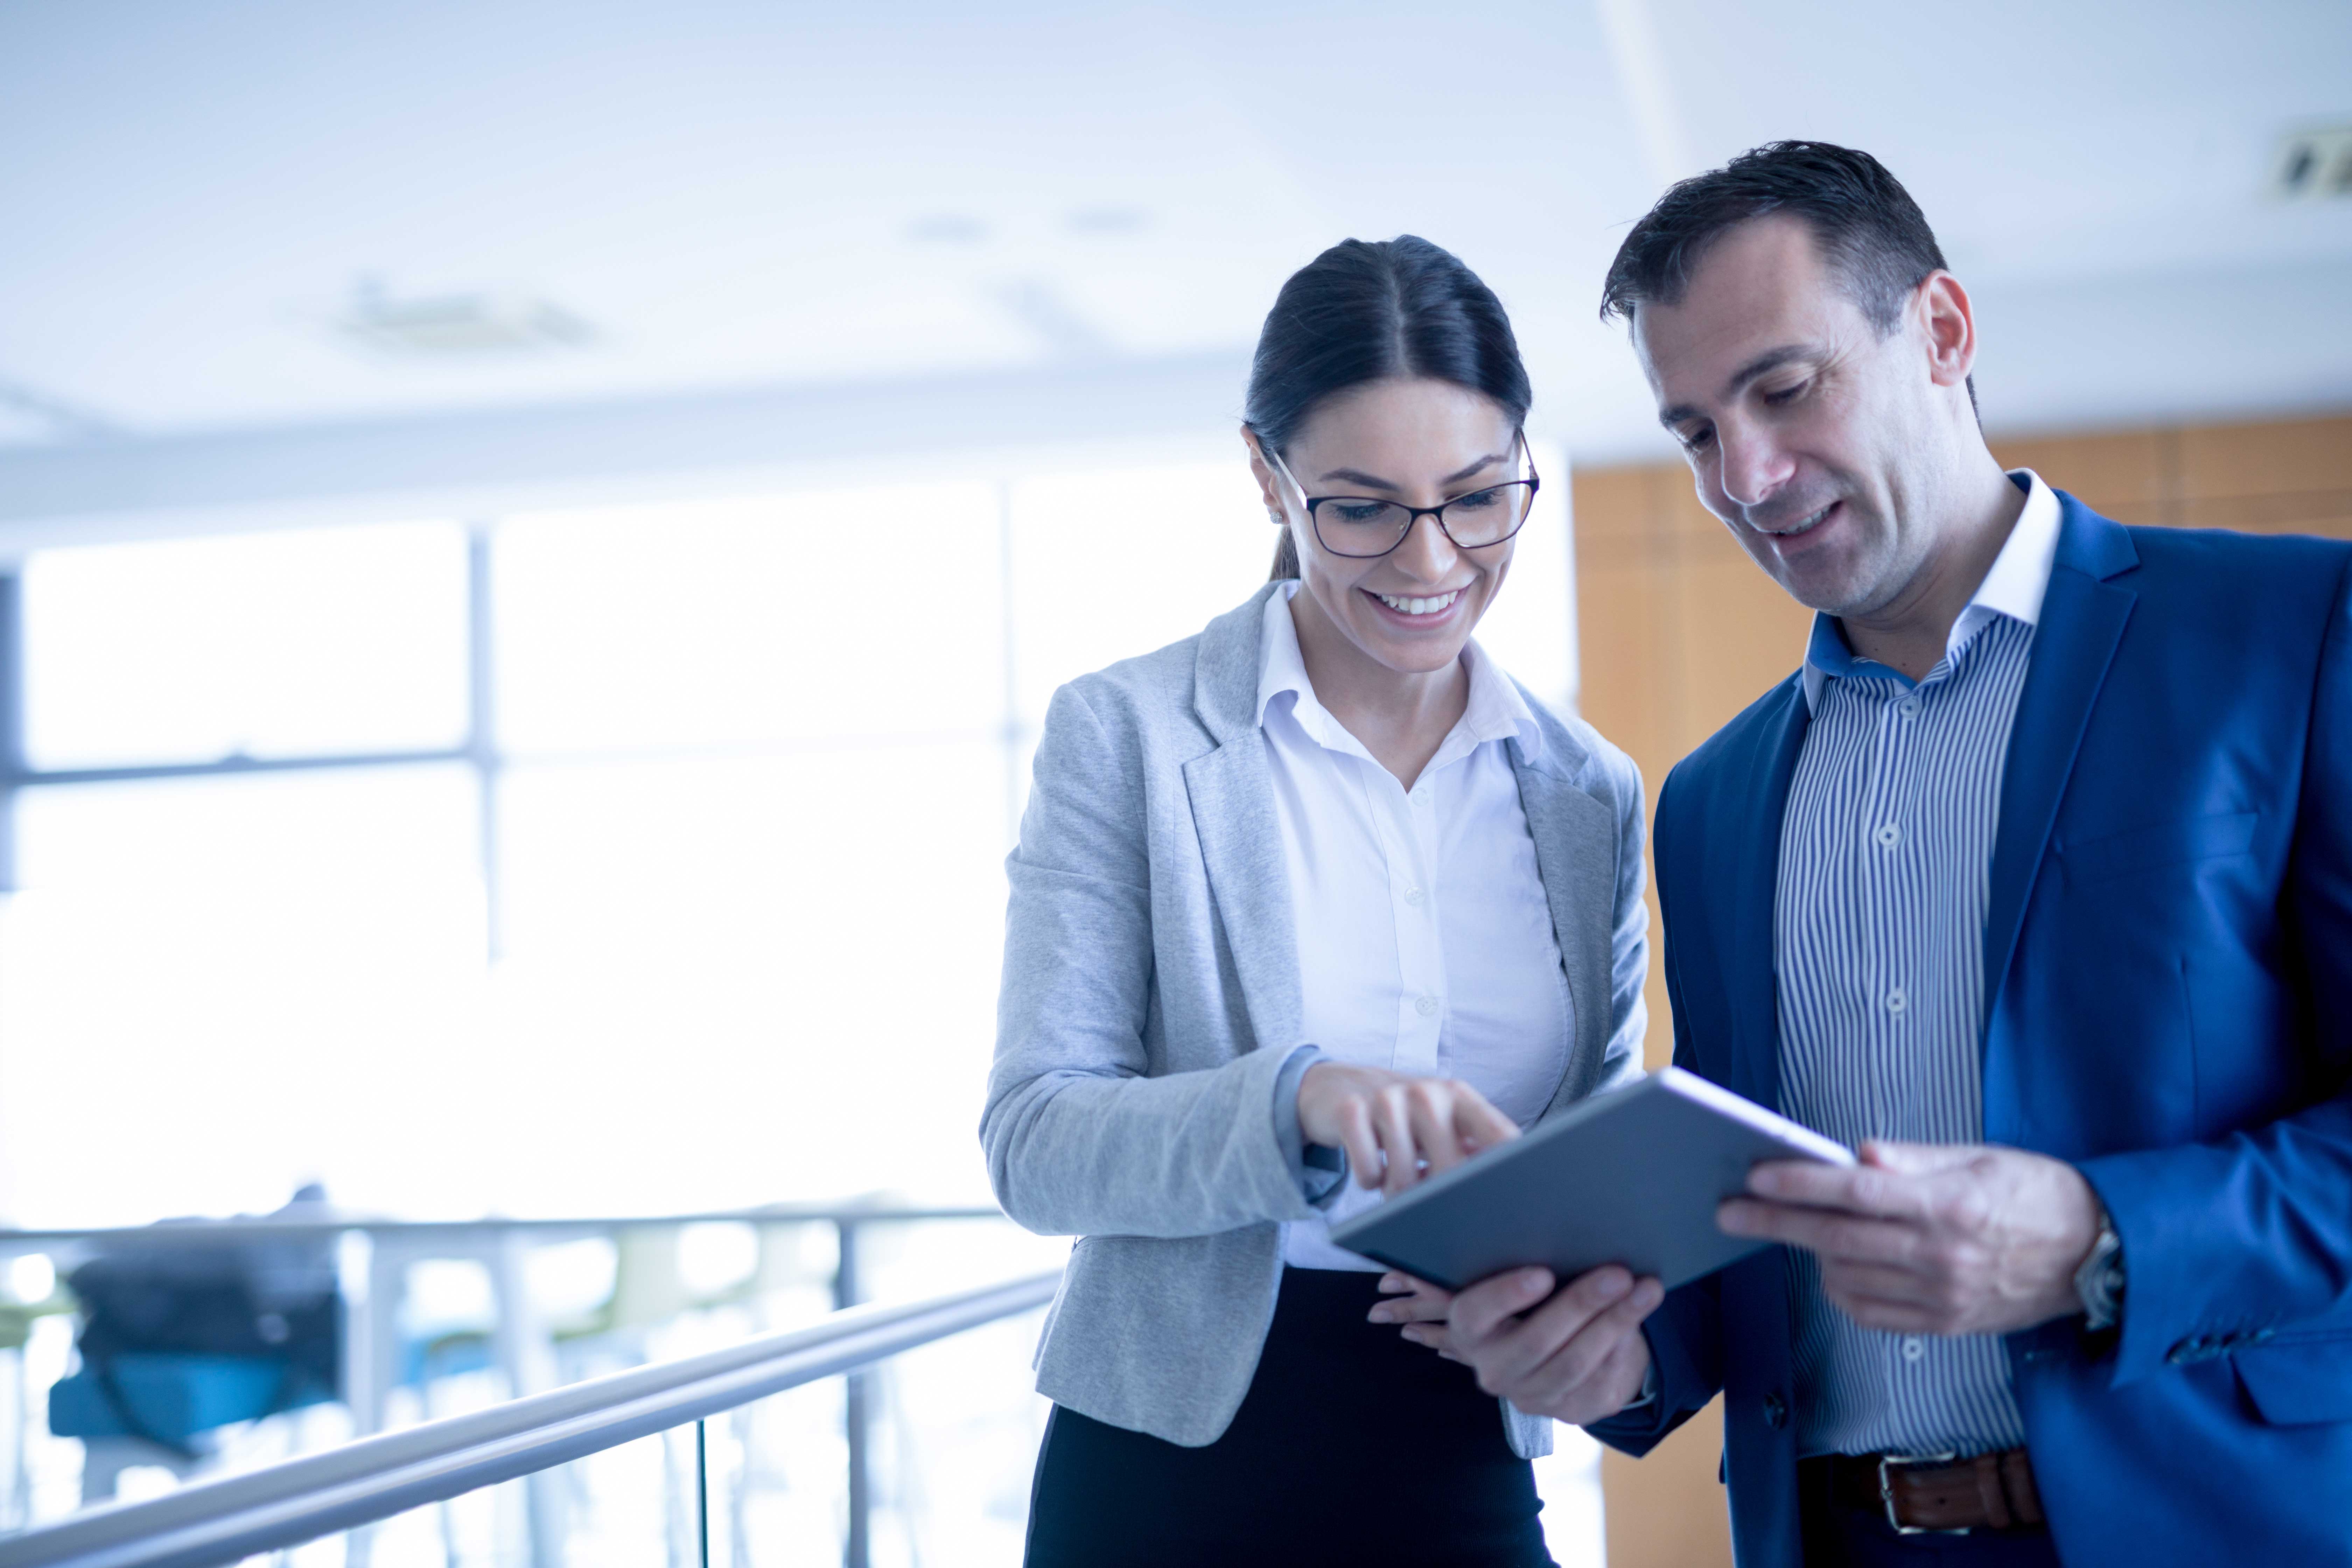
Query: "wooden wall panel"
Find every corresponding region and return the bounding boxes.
[2176,415,2352,501]
[1988,429,2176,524]
[1602,1401,1730,1568]
[1573,409,2349,1568]
[1673,538,1812,743]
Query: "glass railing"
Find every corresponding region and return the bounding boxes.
[0,1210,1605,1567]
[0,1268,1060,1568]
[0,1205,1057,1567]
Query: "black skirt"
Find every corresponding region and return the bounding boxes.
[1023,1268,1556,1568]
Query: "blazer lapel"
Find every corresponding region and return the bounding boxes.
[1982,500,2139,1017]
[1182,586,1303,1051]
[1511,748,1614,1078]
[1731,680,1811,1112]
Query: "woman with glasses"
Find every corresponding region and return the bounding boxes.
[984,236,1651,1567]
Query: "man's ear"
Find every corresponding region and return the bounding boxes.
[1914,271,1978,391]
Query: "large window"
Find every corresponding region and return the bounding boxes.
[0,449,1574,1227]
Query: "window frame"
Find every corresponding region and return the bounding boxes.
[0,525,508,953]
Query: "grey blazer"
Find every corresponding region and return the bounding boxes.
[981,583,1650,1459]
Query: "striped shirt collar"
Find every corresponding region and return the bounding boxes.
[1801,469,2062,713]
[1256,578,1541,763]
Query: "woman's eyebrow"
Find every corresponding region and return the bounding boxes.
[1315,452,1510,491]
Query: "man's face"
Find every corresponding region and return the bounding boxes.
[1632,215,1945,618]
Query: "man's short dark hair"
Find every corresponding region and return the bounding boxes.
[1600,141,1949,333]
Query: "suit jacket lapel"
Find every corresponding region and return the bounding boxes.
[1734,681,1811,1112]
[1982,500,2139,1018]
[1183,585,1303,1051]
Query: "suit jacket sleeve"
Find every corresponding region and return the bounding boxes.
[2077,551,2352,1385]
[980,681,1331,1240]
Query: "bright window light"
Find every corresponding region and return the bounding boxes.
[21,521,468,770]
[1,766,485,1225]
[490,742,1007,1214]
[1464,439,1578,712]
[494,483,1004,754]
[1006,460,1272,733]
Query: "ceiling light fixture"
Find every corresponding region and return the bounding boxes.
[2272,125,2352,203]
[339,280,597,356]
[1065,206,1147,236]
[905,214,990,246]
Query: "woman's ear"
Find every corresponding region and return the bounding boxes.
[1242,425,1287,525]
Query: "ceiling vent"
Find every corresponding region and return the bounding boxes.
[340,282,596,356]
[2271,125,2352,203]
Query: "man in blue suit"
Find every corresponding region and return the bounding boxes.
[1437,143,2352,1564]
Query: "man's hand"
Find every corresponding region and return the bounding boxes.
[1297,1063,1519,1197]
[1718,1140,2102,1336]
[1444,1265,1663,1424]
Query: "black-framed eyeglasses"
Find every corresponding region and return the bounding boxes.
[1267,434,1541,559]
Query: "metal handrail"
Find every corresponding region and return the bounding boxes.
[0,1270,1061,1568]
[0,1203,1004,1247]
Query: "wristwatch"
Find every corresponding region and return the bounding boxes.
[2074,1207,2126,1331]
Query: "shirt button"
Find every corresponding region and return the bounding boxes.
[1902,1336,1926,1363]
[1875,823,1901,849]
[1414,995,1439,1017]
[1898,697,1921,719]
[1886,988,1907,1014]
[1405,887,1425,906]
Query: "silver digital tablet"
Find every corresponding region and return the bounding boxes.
[1326,1066,1855,1292]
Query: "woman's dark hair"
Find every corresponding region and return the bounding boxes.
[1245,236,1531,580]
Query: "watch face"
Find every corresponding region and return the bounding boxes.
[2075,1223,2123,1327]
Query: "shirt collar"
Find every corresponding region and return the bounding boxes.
[1257,579,1541,763]
[1801,469,2062,713]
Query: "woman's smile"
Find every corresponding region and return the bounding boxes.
[1362,586,1469,622]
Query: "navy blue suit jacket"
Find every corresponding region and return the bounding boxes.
[1590,496,2352,1565]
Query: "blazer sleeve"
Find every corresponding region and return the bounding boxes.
[1587,764,1728,1454]
[2077,551,2352,1385]
[979,680,1333,1240]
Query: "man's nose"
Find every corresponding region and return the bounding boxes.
[1717,425,1794,512]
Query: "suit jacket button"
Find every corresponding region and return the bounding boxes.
[1763,1392,1788,1429]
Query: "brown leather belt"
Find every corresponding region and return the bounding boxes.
[1813,1448,2046,1534]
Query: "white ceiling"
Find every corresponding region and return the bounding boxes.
[0,0,2347,522]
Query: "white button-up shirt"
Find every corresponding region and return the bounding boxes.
[1258,582,1574,1269]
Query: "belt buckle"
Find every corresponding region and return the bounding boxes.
[1876,1451,1965,1535]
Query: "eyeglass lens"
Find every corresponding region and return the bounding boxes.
[1312,482,1535,558]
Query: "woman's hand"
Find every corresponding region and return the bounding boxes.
[1370,1271,1460,1356]
[1296,1062,1519,1197]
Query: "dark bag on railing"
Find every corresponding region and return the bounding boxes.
[65,1190,342,1455]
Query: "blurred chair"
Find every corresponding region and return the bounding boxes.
[49,1353,337,1504]
[1,1281,77,1525]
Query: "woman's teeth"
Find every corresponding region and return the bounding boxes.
[1374,590,1461,616]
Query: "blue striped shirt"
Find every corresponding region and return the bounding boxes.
[1774,473,2061,1458]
